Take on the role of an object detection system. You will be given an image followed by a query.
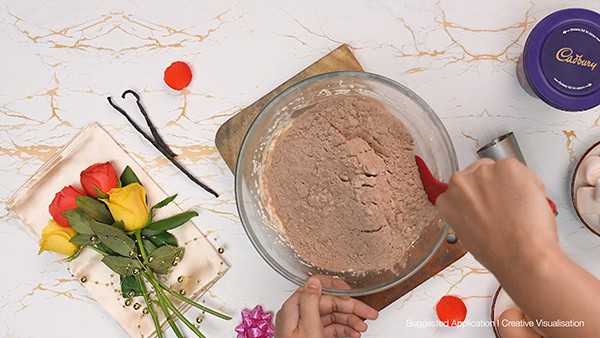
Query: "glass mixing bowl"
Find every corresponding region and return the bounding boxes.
[235,71,457,296]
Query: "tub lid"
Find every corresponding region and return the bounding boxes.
[524,8,600,111]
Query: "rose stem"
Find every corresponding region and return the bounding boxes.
[135,230,148,260]
[143,271,206,338]
[156,286,207,338]
[151,281,185,338]
[136,231,230,321]
[107,93,219,198]
[87,245,109,257]
[136,274,163,338]
[155,279,232,320]
[135,236,184,338]
[121,90,176,158]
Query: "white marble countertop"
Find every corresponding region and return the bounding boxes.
[2,1,600,337]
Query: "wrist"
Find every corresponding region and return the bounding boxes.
[495,240,565,289]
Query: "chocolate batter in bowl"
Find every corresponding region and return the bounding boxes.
[235,71,457,296]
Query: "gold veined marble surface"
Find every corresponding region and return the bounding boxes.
[1,1,600,337]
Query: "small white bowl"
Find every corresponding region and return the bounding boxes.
[571,141,600,237]
[491,286,518,338]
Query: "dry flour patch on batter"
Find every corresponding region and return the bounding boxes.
[263,96,436,274]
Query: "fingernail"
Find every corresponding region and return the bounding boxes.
[306,278,320,289]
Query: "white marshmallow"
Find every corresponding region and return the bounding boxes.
[577,186,600,213]
[583,156,600,186]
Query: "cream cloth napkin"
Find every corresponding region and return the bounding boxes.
[7,124,229,338]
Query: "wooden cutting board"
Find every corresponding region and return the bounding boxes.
[215,44,468,310]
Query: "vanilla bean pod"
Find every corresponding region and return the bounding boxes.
[107,91,219,198]
[107,96,161,151]
[121,90,177,158]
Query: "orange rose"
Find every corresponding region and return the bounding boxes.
[49,186,86,227]
[80,162,119,198]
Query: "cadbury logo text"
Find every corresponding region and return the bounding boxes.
[556,47,597,71]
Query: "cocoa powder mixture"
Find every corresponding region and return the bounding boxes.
[262,96,436,274]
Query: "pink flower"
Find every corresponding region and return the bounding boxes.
[234,305,275,338]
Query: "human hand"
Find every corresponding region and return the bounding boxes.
[436,158,559,276]
[275,276,379,338]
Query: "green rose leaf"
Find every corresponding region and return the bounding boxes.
[142,211,198,236]
[152,268,169,275]
[144,245,184,271]
[102,256,142,276]
[151,194,177,211]
[120,275,142,298]
[97,242,118,256]
[89,222,137,257]
[69,234,92,245]
[142,239,157,254]
[76,196,114,224]
[113,221,125,231]
[120,166,141,187]
[147,231,178,247]
[63,209,98,235]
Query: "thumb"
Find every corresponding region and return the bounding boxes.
[298,277,323,330]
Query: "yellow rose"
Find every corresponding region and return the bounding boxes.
[39,220,78,256]
[101,183,149,231]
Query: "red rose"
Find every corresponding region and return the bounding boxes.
[49,186,86,227]
[80,162,119,198]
